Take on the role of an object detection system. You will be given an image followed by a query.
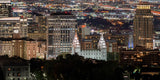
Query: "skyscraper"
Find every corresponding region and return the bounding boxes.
[133,2,153,49]
[47,12,77,59]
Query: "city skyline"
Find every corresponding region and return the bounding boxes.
[0,0,160,80]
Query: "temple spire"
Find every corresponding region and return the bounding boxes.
[98,33,106,49]
[72,31,80,48]
[72,31,81,54]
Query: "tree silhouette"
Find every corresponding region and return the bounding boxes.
[44,54,123,80]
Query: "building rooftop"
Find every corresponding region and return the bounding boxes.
[0,0,11,3]
[0,17,20,21]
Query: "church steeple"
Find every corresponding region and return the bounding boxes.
[72,31,80,54]
[72,31,80,47]
[98,33,106,49]
[98,33,107,61]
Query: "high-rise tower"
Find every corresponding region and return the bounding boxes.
[47,12,77,59]
[133,2,153,49]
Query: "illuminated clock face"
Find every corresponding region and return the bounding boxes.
[14,30,19,33]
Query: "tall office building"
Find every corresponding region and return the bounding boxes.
[47,12,77,59]
[133,2,153,49]
[0,0,12,17]
[0,17,28,38]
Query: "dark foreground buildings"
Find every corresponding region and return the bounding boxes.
[120,46,160,66]
[0,56,31,80]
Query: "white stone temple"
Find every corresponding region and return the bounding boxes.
[72,32,107,61]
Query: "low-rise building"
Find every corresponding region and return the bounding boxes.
[25,40,46,60]
[120,46,160,66]
[0,38,46,60]
[0,57,31,80]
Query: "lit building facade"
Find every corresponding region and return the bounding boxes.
[84,34,100,49]
[104,33,129,51]
[36,41,47,59]
[12,40,25,58]
[25,41,37,60]
[25,40,46,60]
[72,32,107,61]
[47,12,77,59]
[120,46,160,66]
[0,0,12,18]
[153,31,160,49]
[0,17,28,38]
[81,39,94,50]
[105,34,129,46]
[133,2,154,49]
[153,39,160,49]
[28,16,47,40]
[11,2,27,9]
[0,39,46,60]
[28,32,46,40]
[0,40,13,57]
